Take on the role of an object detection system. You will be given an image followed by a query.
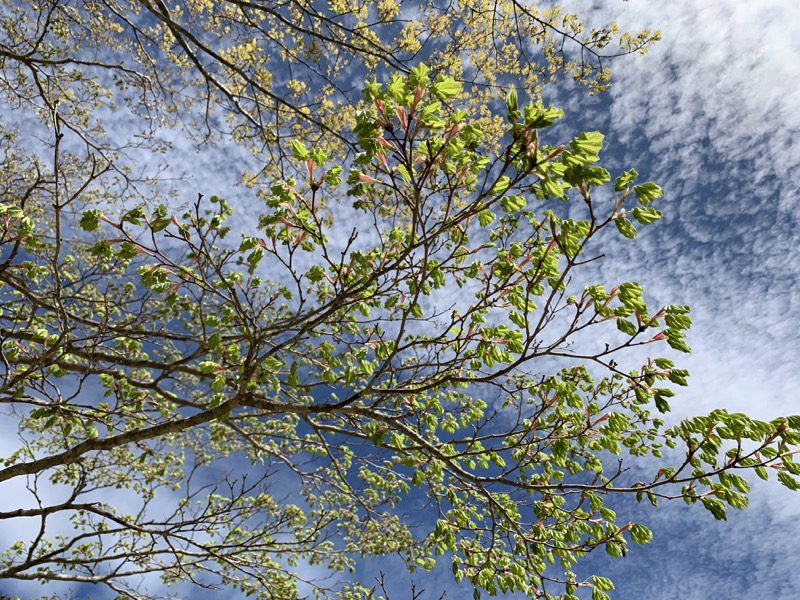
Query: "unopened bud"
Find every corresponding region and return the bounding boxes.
[358,172,381,184]
[413,86,425,106]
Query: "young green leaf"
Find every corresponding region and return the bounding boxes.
[614,169,638,191]
[633,182,664,205]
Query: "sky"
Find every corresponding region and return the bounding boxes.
[538,0,800,597]
[1,0,799,598]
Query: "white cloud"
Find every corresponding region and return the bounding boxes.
[531,0,800,596]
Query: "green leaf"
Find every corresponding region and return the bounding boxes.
[0,203,23,218]
[570,131,603,162]
[777,471,800,491]
[614,169,638,191]
[362,78,382,102]
[478,210,495,226]
[246,247,264,272]
[396,164,412,183]
[664,328,691,353]
[583,166,611,186]
[668,368,690,386]
[524,102,564,128]
[541,177,566,199]
[701,497,728,520]
[633,182,663,205]
[263,357,284,372]
[124,206,145,226]
[411,470,424,486]
[491,176,511,195]
[211,375,226,392]
[386,73,407,102]
[629,524,652,544]
[617,282,646,312]
[208,332,222,351]
[616,318,637,336]
[654,394,671,413]
[80,209,103,231]
[323,165,343,185]
[151,217,171,232]
[198,361,218,375]
[432,75,462,99]
[665,312,692,330]
[606,412,630,434]
[631,207,663,224]
[306,265,326,283]
[409,63,431,88]
[419,101,442,120]
[500,194,526,213]
[614,217,637,239]
[592,576,615,592]
[310,148,327,166]
[290,140,310,161]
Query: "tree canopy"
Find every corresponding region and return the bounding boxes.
[1,2,798,600]
[1,0,660,168]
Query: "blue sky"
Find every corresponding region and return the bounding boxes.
[1,0,798,598]
[542,0,800,597]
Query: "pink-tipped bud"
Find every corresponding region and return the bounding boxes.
[279,201,297,215]
[375,136,398,152]
[446,123,463,141]
[645,306,667,327]
[395,105,408,129]
[413,85,425,106]
[282,184,303,201]
[358,172,381,184]
[543,145,566,162]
